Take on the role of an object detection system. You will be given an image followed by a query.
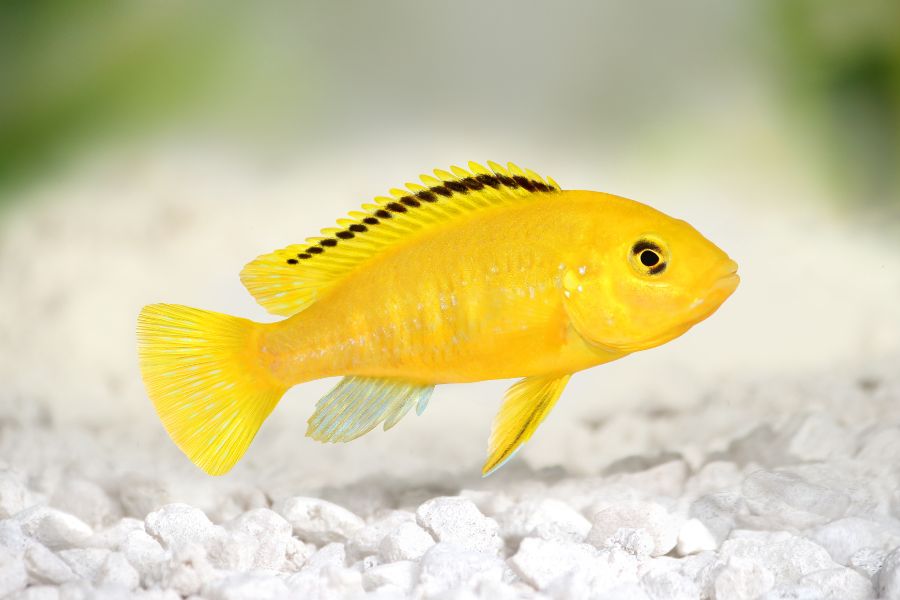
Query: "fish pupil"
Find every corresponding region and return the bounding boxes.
[640,250,660,267]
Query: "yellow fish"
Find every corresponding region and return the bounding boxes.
[137,161,739,476]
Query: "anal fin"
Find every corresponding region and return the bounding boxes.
[482,374,571,476]
[307,377,434,443]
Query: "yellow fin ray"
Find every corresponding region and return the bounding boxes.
[137,304,287,475]
[482,373,572,476]
[240,161,561,317]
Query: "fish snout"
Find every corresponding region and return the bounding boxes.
[711,258,740,295]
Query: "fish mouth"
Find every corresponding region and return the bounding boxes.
[689,265,740,315]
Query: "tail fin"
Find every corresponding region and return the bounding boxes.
[137,304,288,475]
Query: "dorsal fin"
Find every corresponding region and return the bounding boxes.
[240,161,561,316]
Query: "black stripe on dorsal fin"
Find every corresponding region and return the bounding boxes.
[293,162,559,257]
[240,161,561,317]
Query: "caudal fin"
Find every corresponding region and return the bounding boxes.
[137,304,287,475]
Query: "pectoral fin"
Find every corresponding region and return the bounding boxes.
[482,374,571,476]
[306,376,434,443]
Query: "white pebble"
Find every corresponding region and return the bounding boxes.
[0,520,29,556]
[286,565,364,598]
[224,508,293,570]
[719,531,837,583]
[156,544,216,597]
[641,569,699,600]
[607,527,656,557]
[362,560,417,592]
[96,552,139,590]
[119,530,166,587]
[689,491,743,544]
[508,537,597,589]
[55,581,95,600]
[784,413,855,461]
[15,585,60,600]
[144,503,215,549]
[351,554,380,572]
[132,591,180,600]
[347,510,415,559]
[587,501,682,557]
[15,506,93,550]
[24,542,76,585]
[204,572,291,600]
[812,517,900,565]
[857,425,900,463]
[715,557,776,600]
[84,518,144,551]
[458,489,515,517]
[798,567,873,600]
[0,470,32,519]
[274,497,364,545]
[416,497,503,556]
[685,461,743,496]
[0,546,27,597]
[379,521,434,562]
[50,479,118,530]
[116,476,170,519]
[877,547,900,600]
[757,584,824,599]
[496,498,591,544]
[678,551,720,599]
[742,470,850,529]
[306,542,347,571]
[58,548,109,581]
[849,547,885,579]
[416,543,507,597]
[543,547,641,599]
[203,527,258,571]
[282,536,316,573]
[676,519,718,556]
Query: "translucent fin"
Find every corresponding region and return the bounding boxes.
[137,304,288,475]
[306,377,435,443]
[482,374,572,476]
[240,161,562,317]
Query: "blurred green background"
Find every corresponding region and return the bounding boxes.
[1,0,898,211]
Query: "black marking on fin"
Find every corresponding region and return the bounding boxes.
[444,180,467,193]
[497,174,517,188]
[291,167,558,267]
[476,174,501,188]
[461,177,485,191]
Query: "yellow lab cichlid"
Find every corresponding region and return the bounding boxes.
[138,161,739,476]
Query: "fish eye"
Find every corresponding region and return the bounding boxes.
[639,250,660,267]
[630,239,668,275]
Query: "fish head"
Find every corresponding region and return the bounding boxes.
[564,195,739,353]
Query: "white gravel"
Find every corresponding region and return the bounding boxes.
[1,148,900,598]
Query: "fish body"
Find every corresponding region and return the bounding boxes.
[138,162,739,476]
